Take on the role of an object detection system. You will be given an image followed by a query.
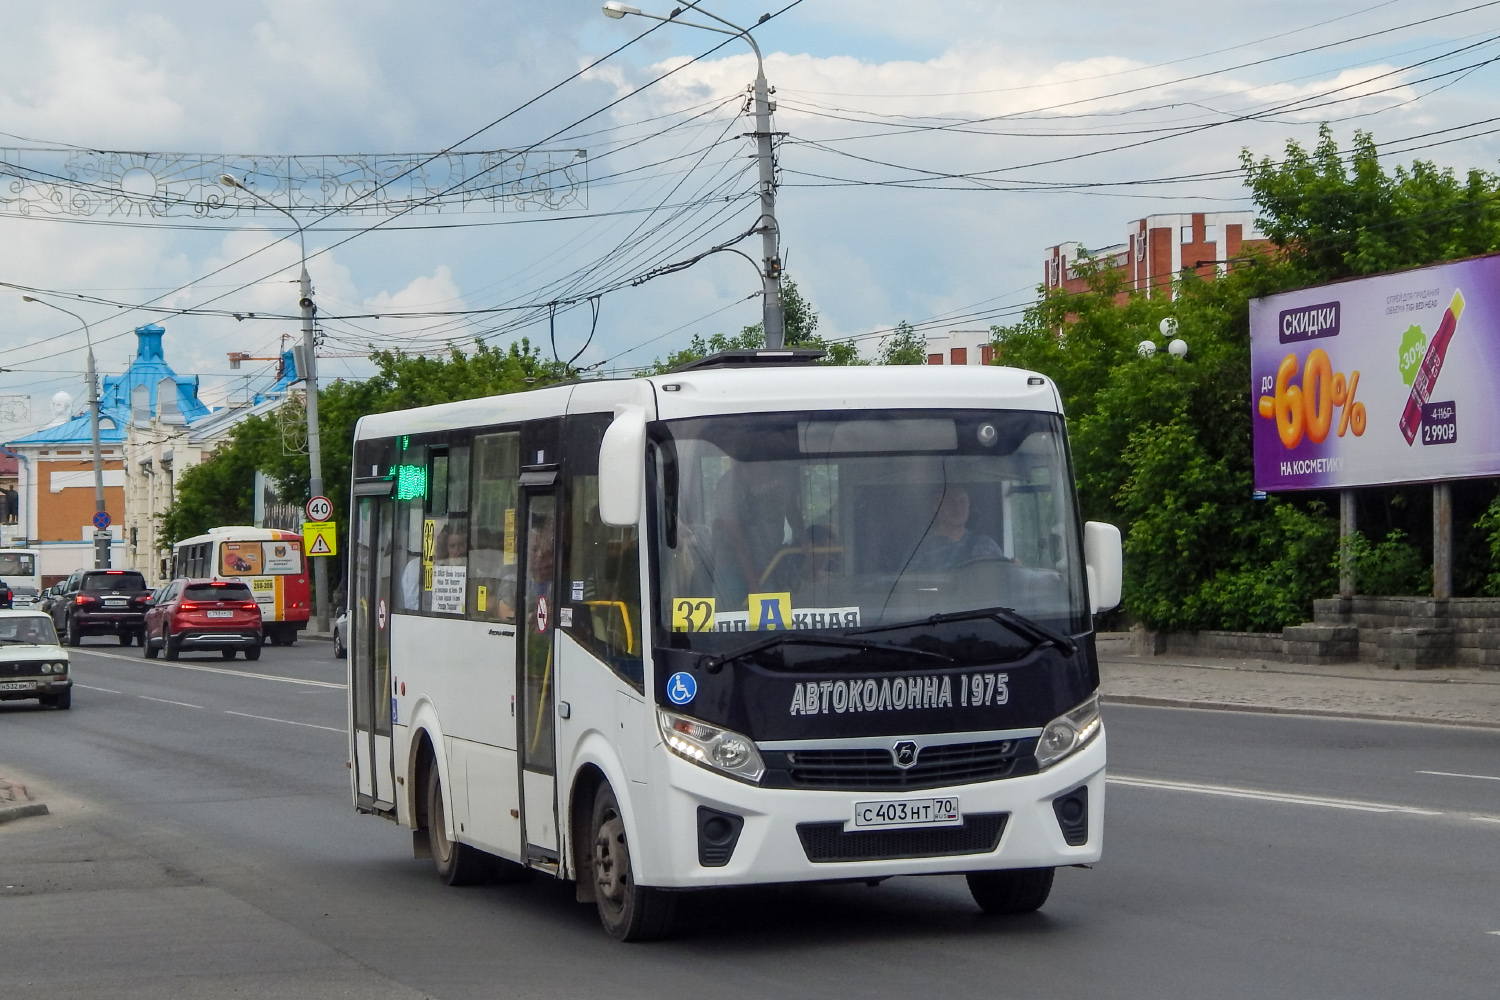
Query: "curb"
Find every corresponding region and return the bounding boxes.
[1101,693,1500,731]
[0,802,49,825]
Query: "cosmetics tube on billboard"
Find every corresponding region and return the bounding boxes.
[1400,289,1465,445]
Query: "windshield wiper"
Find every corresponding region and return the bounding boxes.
[851,606,1077,655]
[0,637,43,645]
[698,633,953,674]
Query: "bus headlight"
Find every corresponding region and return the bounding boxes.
[657,708,765,784]
[1035,694,1102,769]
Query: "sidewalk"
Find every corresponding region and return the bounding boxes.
[1096,633,1500,729]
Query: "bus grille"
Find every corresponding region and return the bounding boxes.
[763,739,1036,791]
[796,813,1007,863]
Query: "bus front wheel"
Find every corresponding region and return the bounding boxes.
[425,764,488,886]
[590,782,675,941]
[966,867,1055,915]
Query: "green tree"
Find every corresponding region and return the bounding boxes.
[651,277,864,370]
[987,127,1500,629]
[1242,125,1500,284]
[877,320,927,365]
[158,338,568,549]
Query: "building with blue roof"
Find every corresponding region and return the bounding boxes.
[5,324,293,583]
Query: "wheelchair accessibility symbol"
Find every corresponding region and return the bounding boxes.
[666,671,697,706]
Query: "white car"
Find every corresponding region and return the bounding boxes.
[332,609,347,659]
[0,609,72,709]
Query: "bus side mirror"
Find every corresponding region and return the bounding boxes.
[1083,521,1122,614]
[598,405,646,527]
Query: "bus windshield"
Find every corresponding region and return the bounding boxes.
[651,408,1088,645]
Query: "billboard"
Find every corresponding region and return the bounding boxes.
[1250,252,1500,491]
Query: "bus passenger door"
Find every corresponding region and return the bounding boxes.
[352,495,397,811]
[517,487,559,860]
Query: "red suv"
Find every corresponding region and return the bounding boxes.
[143,579,263,661]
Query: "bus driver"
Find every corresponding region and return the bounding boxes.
[911,484,1005,571]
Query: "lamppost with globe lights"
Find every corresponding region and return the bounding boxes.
[1138,317,1188,359]
[22,296,110,568]
[603,1,785,347]
[218,173,332,634]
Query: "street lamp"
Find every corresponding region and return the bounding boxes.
[22,296,110,568]
[602,1,785,347]
[219,173,332,635]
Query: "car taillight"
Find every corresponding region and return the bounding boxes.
[179,602,199,611]
[241,602,259,611]
[75,595,96,606]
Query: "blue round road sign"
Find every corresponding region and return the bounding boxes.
[92,510,111,530]
[666,671,697,706]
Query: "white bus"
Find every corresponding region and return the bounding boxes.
[0,547,42,606]
[171,527,311,645]
[346,351,1121,940]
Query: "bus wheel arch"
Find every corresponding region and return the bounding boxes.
[570,764,607,902]
[409,725,445,837]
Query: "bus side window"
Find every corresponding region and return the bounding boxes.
[563,413,644,691]
[423,444,471,615]
[467,432,519,624]
[393,443,427,614]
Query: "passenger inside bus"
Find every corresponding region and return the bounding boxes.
[713,461,805,596]
[499,508,555,623]
[435,524,468,565]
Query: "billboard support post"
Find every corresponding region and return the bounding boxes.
[1433,483,1452,599]
[1339,490,1357,598]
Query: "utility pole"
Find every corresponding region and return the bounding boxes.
[751,61,784,348]
[85,345,109,569]
[24,297,109,567]
[299,268,330,633]
[218,174,330,634]
[603,2,783,345]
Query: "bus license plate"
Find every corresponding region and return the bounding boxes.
[851,797,961,830]
[0,680,35,691]
[206,610,233,618]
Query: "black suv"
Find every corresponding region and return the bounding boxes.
[52,569,151,646]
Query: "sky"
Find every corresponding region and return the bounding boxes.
[0,0,1498,425]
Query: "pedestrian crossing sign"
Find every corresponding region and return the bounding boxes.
[303,520,337,557]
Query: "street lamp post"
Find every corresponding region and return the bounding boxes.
[603,2,784,346]
[219,174,331,634]
[22,296,110,568]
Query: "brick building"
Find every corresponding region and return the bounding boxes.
[1043,210,1272,299]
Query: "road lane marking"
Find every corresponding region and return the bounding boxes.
[1419,769,1500,782]
[74,683,121,694]
[224,710,343,734]
[138,695,203,709]
[1109,775,1446,816]
[72,648,345,689]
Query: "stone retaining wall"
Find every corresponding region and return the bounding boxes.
[1130,595,1500,670]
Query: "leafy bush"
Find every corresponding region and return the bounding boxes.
[1342,530,1430,597]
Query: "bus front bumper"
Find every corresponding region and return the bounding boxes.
[639,729,1105,888]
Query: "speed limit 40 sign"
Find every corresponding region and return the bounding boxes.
[305,495,333,522]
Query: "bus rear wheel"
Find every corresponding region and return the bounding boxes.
[966,867,1055,915]
[590,782,675,941]
[425,765,489,886]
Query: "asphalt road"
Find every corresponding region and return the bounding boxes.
[2,638,1497,999]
